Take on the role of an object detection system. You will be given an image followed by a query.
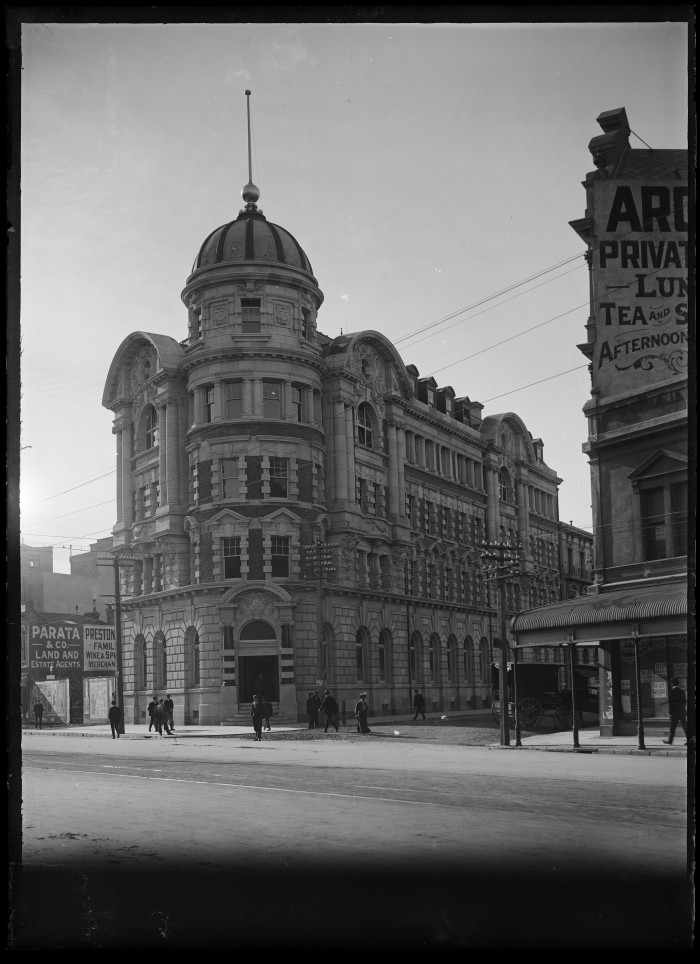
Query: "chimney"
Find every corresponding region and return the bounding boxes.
[588,107,630,178]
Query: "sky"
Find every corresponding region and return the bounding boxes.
[15,16,690,573]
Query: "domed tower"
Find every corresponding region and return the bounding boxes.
[178,92,328,721]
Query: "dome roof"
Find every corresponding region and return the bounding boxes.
[191,209,316,279]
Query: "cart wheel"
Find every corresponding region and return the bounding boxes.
[517,696,542,730]
[553,706,572,731]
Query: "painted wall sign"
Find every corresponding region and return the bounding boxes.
[29,622,83,670]
[28,621,115,671]
[83,625,117,672]
[592,180,688,397]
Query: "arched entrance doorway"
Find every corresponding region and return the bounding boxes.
[237,620,280,703]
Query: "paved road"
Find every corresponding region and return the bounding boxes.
[11,734,693,949]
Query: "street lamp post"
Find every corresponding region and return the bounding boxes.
[480,540,522,748]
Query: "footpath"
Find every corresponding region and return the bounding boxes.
[21,710,689,756]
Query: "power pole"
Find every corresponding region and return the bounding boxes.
[98,551,135,735]
[480,540,522,747]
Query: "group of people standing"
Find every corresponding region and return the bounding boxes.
[305,690,341,732]
[147,694,175,736]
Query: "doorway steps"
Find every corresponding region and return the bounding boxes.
[221,702,287,726]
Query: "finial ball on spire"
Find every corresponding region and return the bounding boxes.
[245,89,251,96]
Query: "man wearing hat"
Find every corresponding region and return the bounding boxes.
[319,689,340,733]
[355,692,370,734]
[108,699,122,739]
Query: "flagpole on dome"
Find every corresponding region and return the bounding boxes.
[242,90,260,212]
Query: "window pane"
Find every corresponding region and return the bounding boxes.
[269,458,288,498]
[223,537,241,578]
[263,381,281,418]
[241,298,261,333]
[271,536,290,576]
[225,382,243,419]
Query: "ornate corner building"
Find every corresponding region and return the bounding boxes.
[103,158,590,726]
[513,108,689,737]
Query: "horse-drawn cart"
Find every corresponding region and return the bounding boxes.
[491,662,599,731]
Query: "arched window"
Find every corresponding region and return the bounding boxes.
[185,627,200,686]
[410,631,422,684]
[463,635,474,682]
[143,406,158,451]
[153,632,167,690]
[378,629,392,682]
[355,628,369,682]
[499,467,513,503]
[447,634,458,683]
[357,403,374,448]
[428,633,441,683]
[143,359,151,379]
[134,634,147,691]
[479,637,490,683]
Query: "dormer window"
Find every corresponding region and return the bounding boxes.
[427,387,435,408]
[241,298,261,333]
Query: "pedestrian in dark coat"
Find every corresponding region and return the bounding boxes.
[663,678,688,745]
[355,692,370,734]
[147,695,157,732]
[251,695,265,741]
[33,700,44,729]
[261,695,272,731]
[306,692,317,729]
[154,699,172,736]
[108,700,122,739]
[163,693,175,731]
[412,689,426,720]
[320,690,340,732]
[312,691,321,728]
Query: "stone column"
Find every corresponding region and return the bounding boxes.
[486,464,498,541]
[165,397,180,507]
[345,404,355,501]
[387,422,400,517]
[517,478,529,555]
[243,378,254,418]
[333,399,348,501]
[114,422,123,523]
[121,418,133,525]
[252,379,262,419]
[157,402,167,505]
[396,425,406,516]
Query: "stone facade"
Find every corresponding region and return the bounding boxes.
[103,183,588,726]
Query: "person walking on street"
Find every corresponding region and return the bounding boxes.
[154,699,172,736]
[663,678,688,745]
[306,692,317,729]
[355,692,371,734]
[164,693,175,731]
[33,700,44,729]
[261,695,272,731]
[312,691,322,728]
[251,695,265,741]
[320,689,340,732]
[412,689,426,720]
[147,695,157,732]
[108,699,122,739]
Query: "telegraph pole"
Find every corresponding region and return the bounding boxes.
[98,551,135,735]
[480,540,522,747]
